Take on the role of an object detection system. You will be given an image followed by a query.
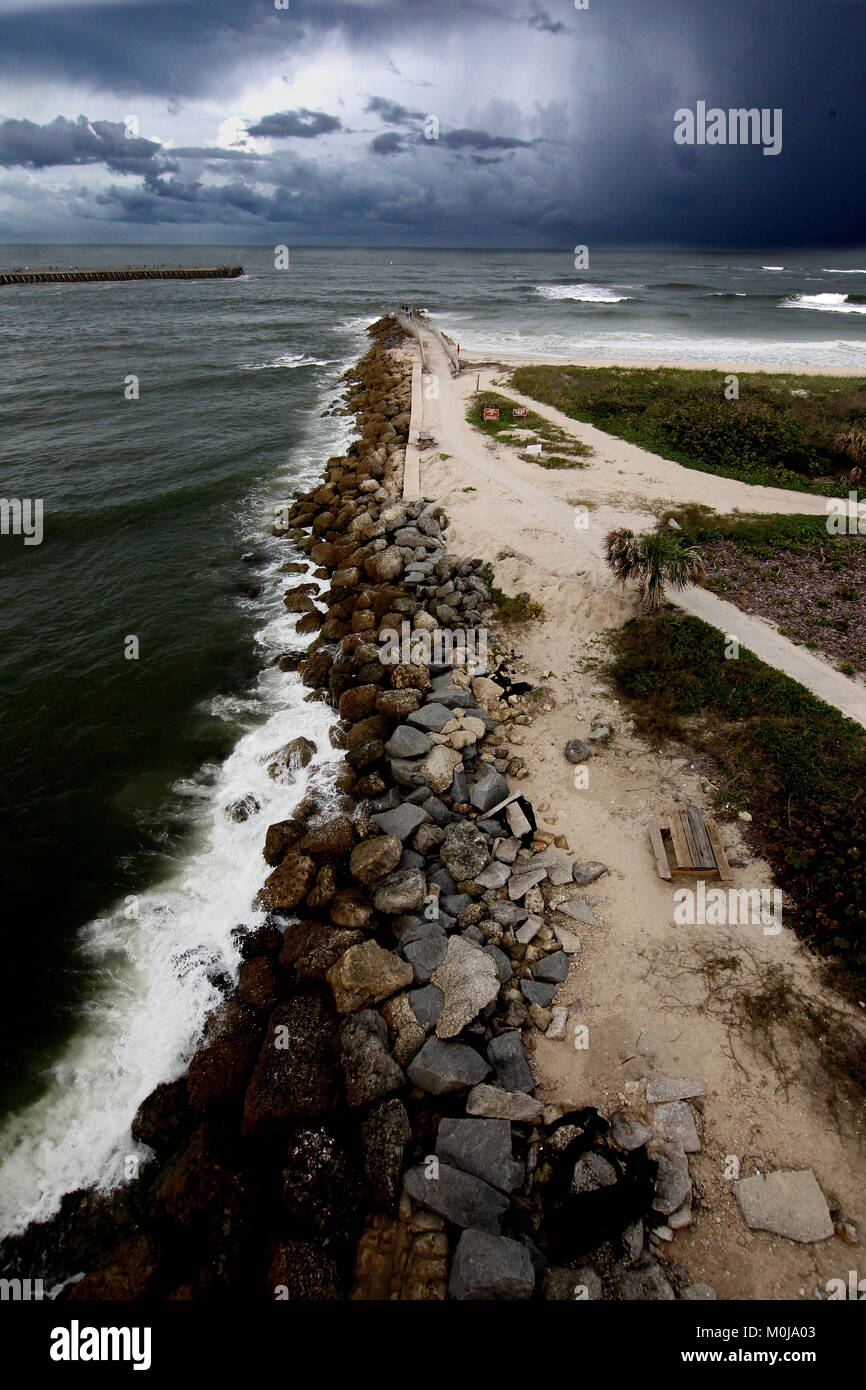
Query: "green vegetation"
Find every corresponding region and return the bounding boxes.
[479,561,546,622]
[658,506,833,549]
[605,526,706,610]
[466,391,591,468]
[610,610,866,974]
[509,365,866,494]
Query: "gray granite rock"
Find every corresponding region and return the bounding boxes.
[520,979,557,1008]
[610,1112,653,1152]
[436,1117,524,1193]
[733,1170,833,1243]
[384,725,432,759]
[373,803,431,841]
[470,766,509,813]
[404,1162,509,1233]
[483,944,512,984]
[572,861,608,886]
[557,899,599,926]
[564,739,592,764]
[407,1036,490,1093]
[408,984,444,1028]
[487,1030,535,1093]
[532,950,568,984]
[508,867,548,900]
[649,1143,692,1216]
[466,1083,543,1122]
[653,1100,701,1153]
[474,861,511,891]
[407,703,453,732]
[681,1283,717,1300]
[449,1229,535,1300]
[403,934,448,985]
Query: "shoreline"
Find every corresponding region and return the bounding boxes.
[459,350,866,375]
[7,315,693,1302]
[4,313,862,1304]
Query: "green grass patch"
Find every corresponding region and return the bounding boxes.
[467,390,591,466]
[610,609,866,974]
[509,366,866,494]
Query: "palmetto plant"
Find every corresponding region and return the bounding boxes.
[605,527,706,611]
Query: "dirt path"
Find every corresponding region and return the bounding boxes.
[404,330,866,1300]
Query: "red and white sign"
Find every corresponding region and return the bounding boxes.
[483,407,500,421]
[512,407,527,418]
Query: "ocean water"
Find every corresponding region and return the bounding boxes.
[1,243,865,1237]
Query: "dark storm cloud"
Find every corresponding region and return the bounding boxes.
[527,2,567,35]
[370,131,406,155]
[0,0,300,98]
[2,0,865,247]
[245,109,343,140]
[441,129,534,152]
[365,96,424,127]
[0,114,169,175]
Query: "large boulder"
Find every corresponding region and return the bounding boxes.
[187,1000,263,1111]
[407,1036,490,1094]
[350,835,402,887]
[449,1230,535,1301]
[403,1163,508,1233]
[364,546,404,582]
[258,852,317,910]
[296,815,354,860]
[431,936,499,1038]
[241,994,339,1134]
[338,1011,405,1106]
[436,1118,524,1194]
[373,867,426,915]
[326,940,413,1013]
[360,1099,412,1213]
[268,735,316,781]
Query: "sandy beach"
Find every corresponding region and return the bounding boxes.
[406,324,866,1299]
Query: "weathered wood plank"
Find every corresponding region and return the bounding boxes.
[685,807,716,870]
[668,813,691,871]
[649,824,672,881]
[705,818,734,881]
[679,811,701,868]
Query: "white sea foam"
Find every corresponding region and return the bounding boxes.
[823,268,866,274]
[762,265,785,270]
[782,293,866,315]
[243,353,336,370]
[535,283,632,304]
[0,359,362,1238]
[448,323,866,367]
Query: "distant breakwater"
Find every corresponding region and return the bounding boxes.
[0,265,244,286]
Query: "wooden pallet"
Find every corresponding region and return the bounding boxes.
[650,807,733,882]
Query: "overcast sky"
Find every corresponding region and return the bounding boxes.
[0,0,863,246]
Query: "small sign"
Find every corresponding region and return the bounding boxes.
[483,407,500,421]
[512,407,527,418]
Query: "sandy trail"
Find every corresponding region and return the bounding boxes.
[404,329,866,1300]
